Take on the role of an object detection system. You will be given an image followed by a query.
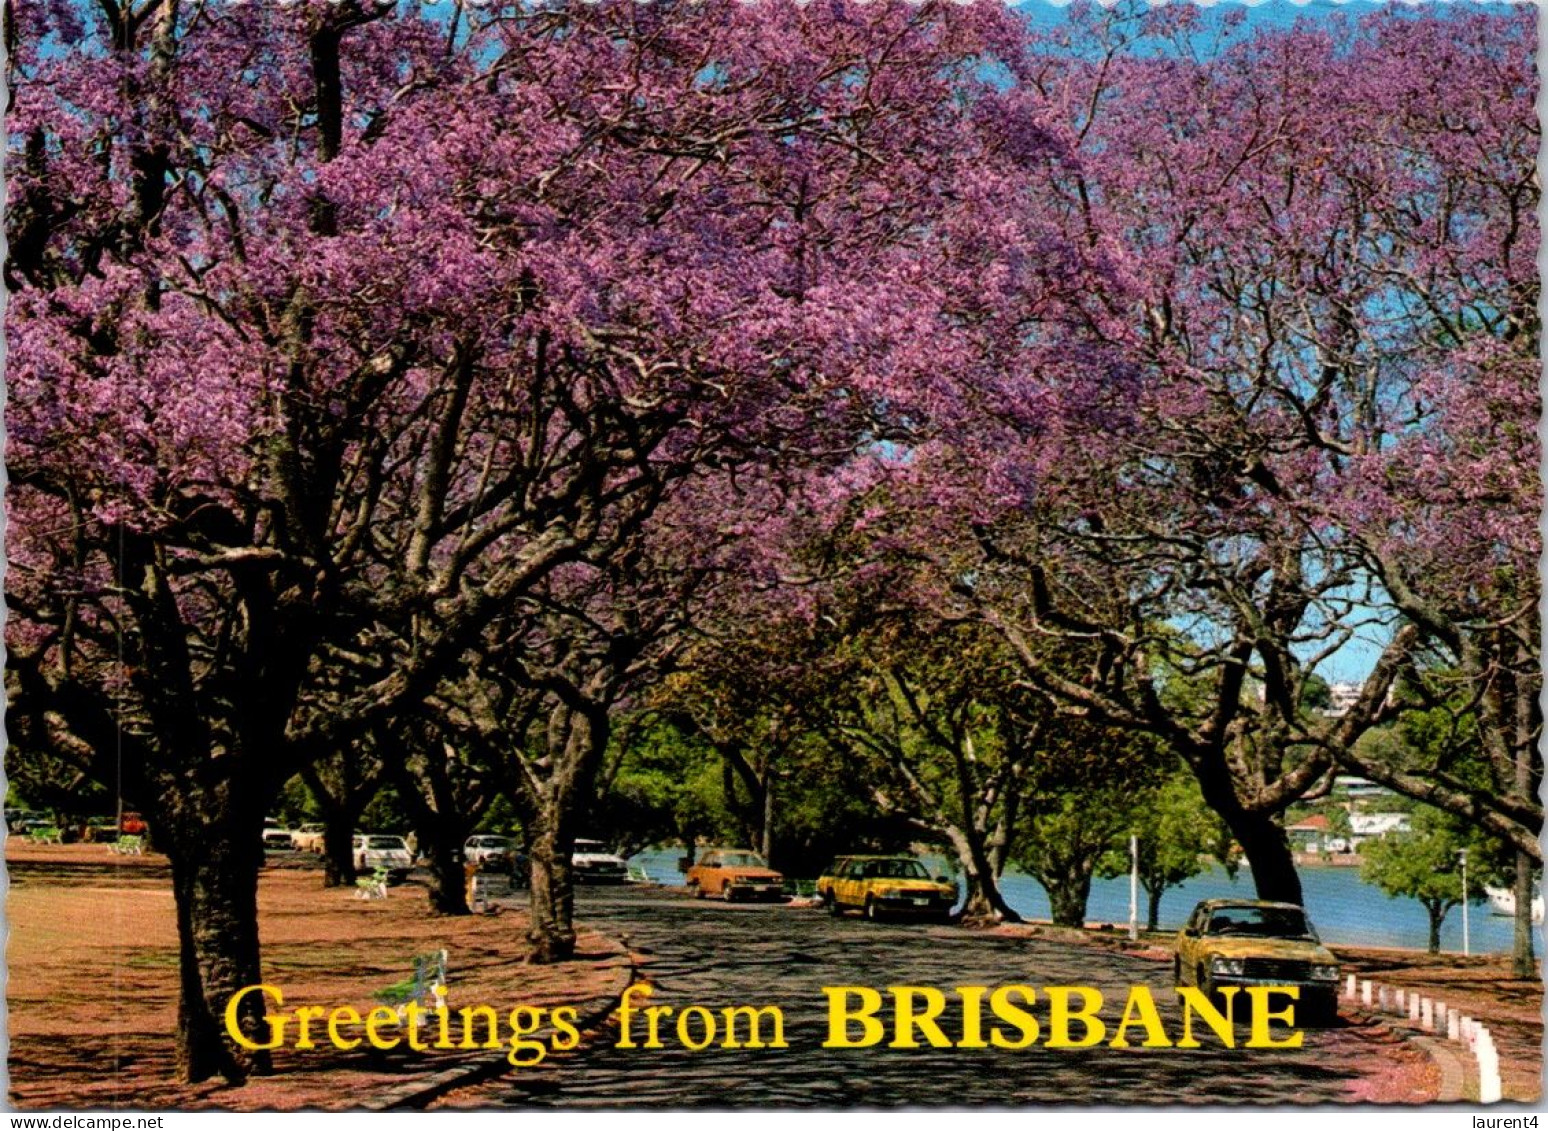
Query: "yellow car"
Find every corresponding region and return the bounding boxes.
[818,855,957,922]
[1174,899,1340,1024]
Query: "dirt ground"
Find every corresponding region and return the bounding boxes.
[5,841,631,1111]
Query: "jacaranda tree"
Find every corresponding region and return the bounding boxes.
[5,0,1115,1081]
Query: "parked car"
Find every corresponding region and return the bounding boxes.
[290,823,327,853]
[353,834,415,883]
[464,835,516,870]
[1174,899,1340,1024]
[686,848,786,902]
[571,839,629,884]
[818,855,956,921]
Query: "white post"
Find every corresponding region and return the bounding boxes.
[1460,848,1470,957]
[1377,985,1390,1012]
[1447,1007,1460,1041]
[1408,993,1422,1022]
[1129,835,1139,942]
[1360,979,1373,1006]
[1477,1030,1502,1103]
[1345,973,1358,999]
[1395,987,1406,1011]
[1421,998,1434,1031]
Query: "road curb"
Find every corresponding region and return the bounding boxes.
[364,939,639,1111]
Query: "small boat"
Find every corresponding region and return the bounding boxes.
[1484,885,1544,923]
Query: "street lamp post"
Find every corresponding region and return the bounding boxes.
[1129,835,1139,942]
[1459,848,1470,958]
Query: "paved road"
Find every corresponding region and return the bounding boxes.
[468,886,1401,1107]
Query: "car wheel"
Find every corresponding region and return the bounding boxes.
[688,880,703,900]
[824,893,841,917]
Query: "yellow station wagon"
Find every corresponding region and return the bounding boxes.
[818,855,957,922]
[1174,899,1341,1024]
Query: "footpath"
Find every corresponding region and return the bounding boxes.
[6,842,633,1111]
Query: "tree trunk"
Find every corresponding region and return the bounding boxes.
[1146,883,1164,932]
[760,777,775,864]
[522,704,610,963]
[321,809,358,888]
[1045,867,1093,929]
[527,798,577,962]
[1512,850,1536,977]
[1188,750,1303,905]
[424,821,471,916]
[1426,902,1443,955]
[1204,790,1302,903]
[165,807,270,1084]
[947,827,1021,924]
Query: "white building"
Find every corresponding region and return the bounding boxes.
[1348,811,1410,846]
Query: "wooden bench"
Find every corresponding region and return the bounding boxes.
[355,865,391,900]
[374,949,448,1019]
[110,835,145,855]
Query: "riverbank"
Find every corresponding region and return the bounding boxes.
[6,842,632,1110]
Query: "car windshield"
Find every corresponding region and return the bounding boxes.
[865,859,929,879]
[367,837,406,849]
[717,852,766,868]
[1205,906,1316,939]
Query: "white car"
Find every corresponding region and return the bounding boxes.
[291,823,327,853]
[353,834,414,882]
[262,820,294,852]
[571,839,629,884]
[464,835,517,868]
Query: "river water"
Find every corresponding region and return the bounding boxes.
[628,850,1534,955]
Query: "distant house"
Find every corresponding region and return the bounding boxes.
[1287,813,1343,853]
[1325,682,1363,718]
[1337,776,1395,800]
[1348,811,1410,846]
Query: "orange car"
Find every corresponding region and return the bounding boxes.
[685,849,787,902]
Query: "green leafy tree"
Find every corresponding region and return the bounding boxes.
[1015,725,1170,929]
[593,715,728,860]
[1101,771,1227,930]
[1360,805,1503,954]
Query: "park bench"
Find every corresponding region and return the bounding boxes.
[355,865,391,900]
[28,826,62,845]
[374,948,449,1021]
[110,835,145,855]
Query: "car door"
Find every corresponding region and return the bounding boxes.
[695,852,720,896]
[842,860,866,909]
[1177,906,1204,984]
